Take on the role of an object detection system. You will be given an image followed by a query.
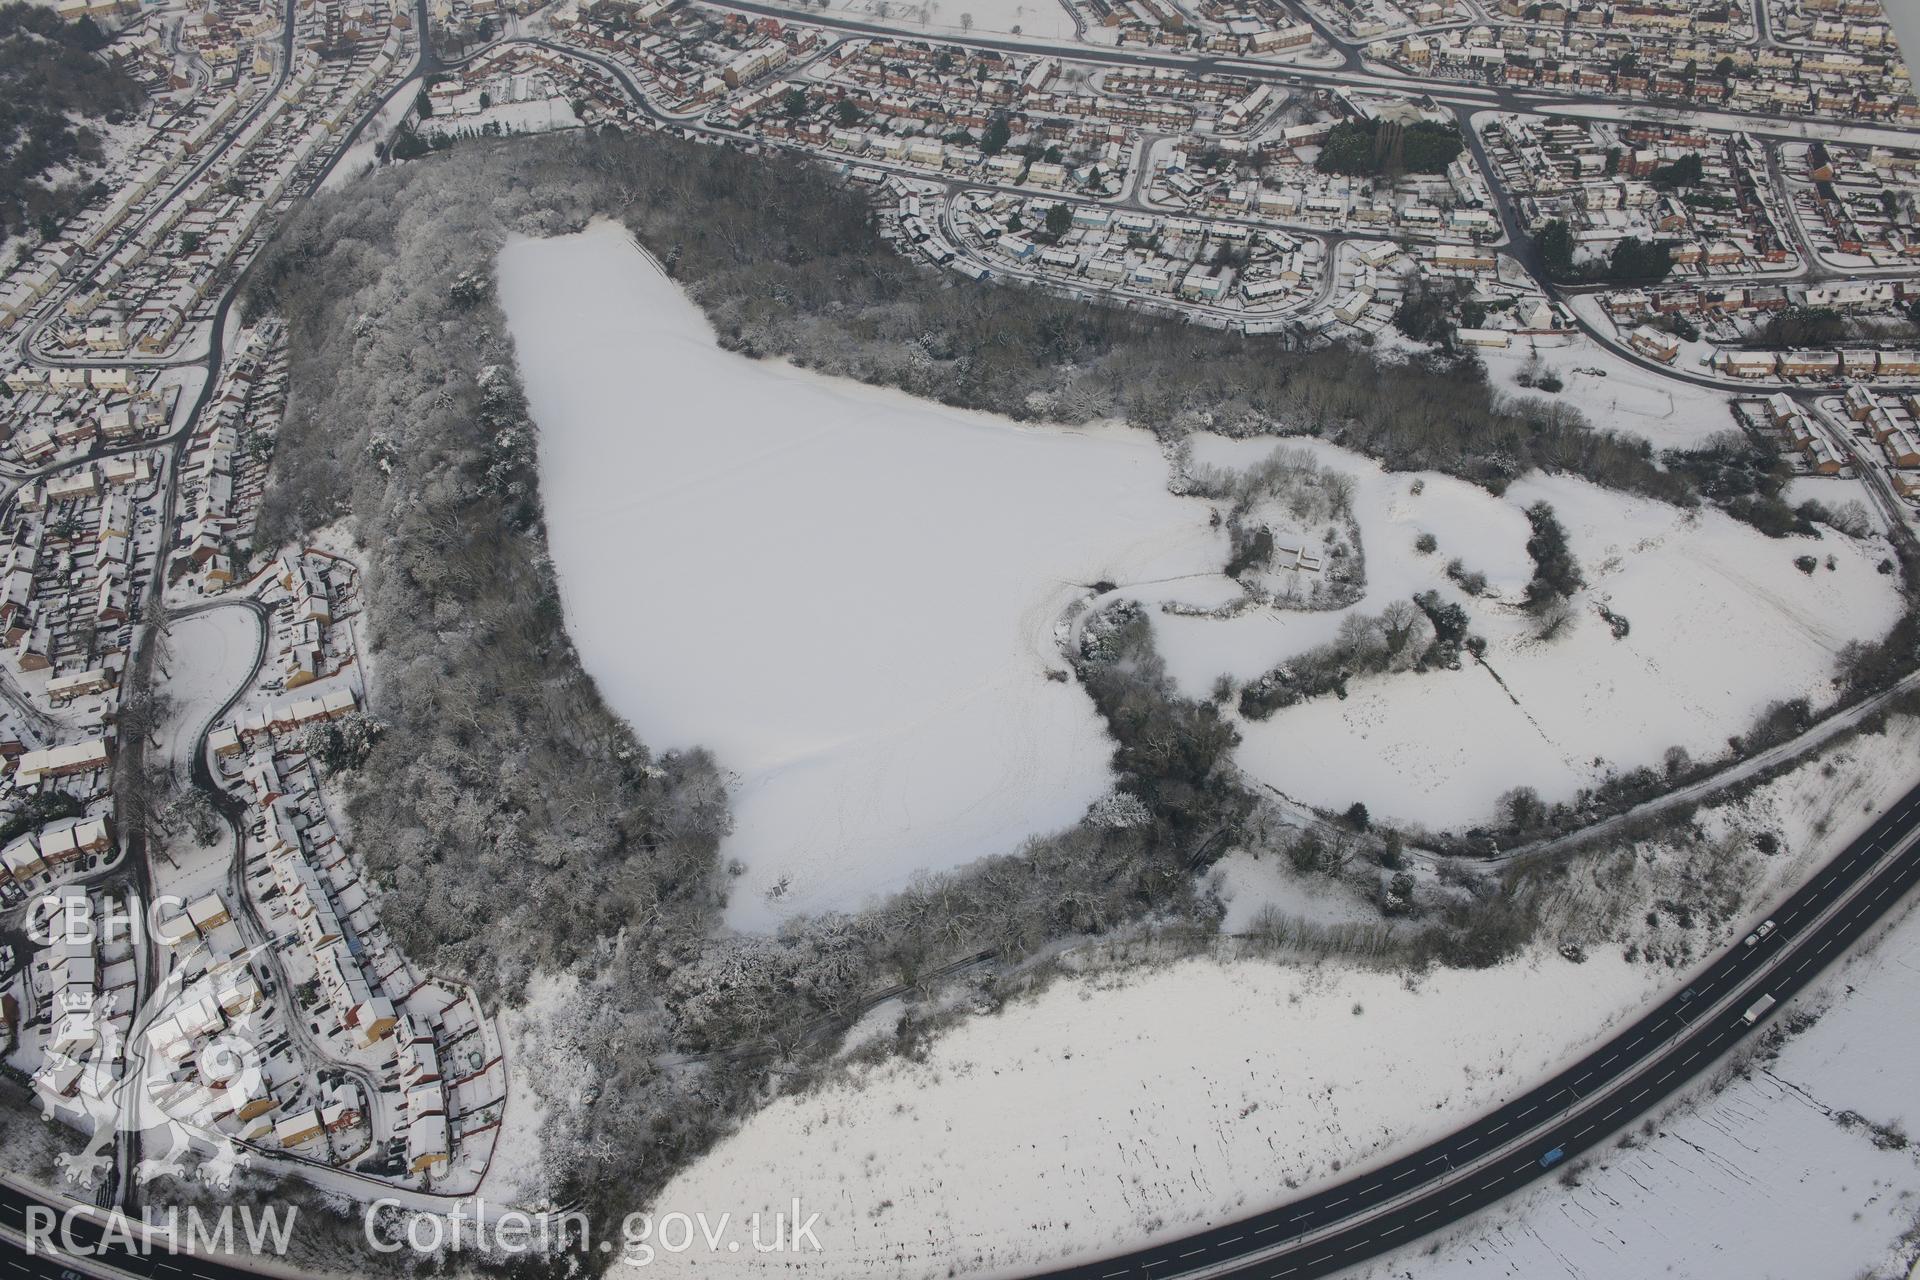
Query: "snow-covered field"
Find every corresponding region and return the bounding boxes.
[417,97,579,142]
[498,222,1226,930]
[138,605,262,907]
[1157,436,1903,832]
[501,220,1906,917]
[1476,325,1738,452]
[319,81,416,192]
[652,950,1663,1279]
[156,605,261,777]
[1150,435,1535,692]
[1359,897,1920,1280]
[756,0,1082,40]
[641,718,1920,1279]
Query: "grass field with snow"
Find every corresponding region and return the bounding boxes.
[1476,327,1740,452]
[502,222,1906,918]
[1155,436,1904,833]
[760,0,1082,40]
[1358,896,1920,1280]
[495,218,1920,1280]
[154,606,261,777]
[641,720,1920,1279]
[499,223,1226,931]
